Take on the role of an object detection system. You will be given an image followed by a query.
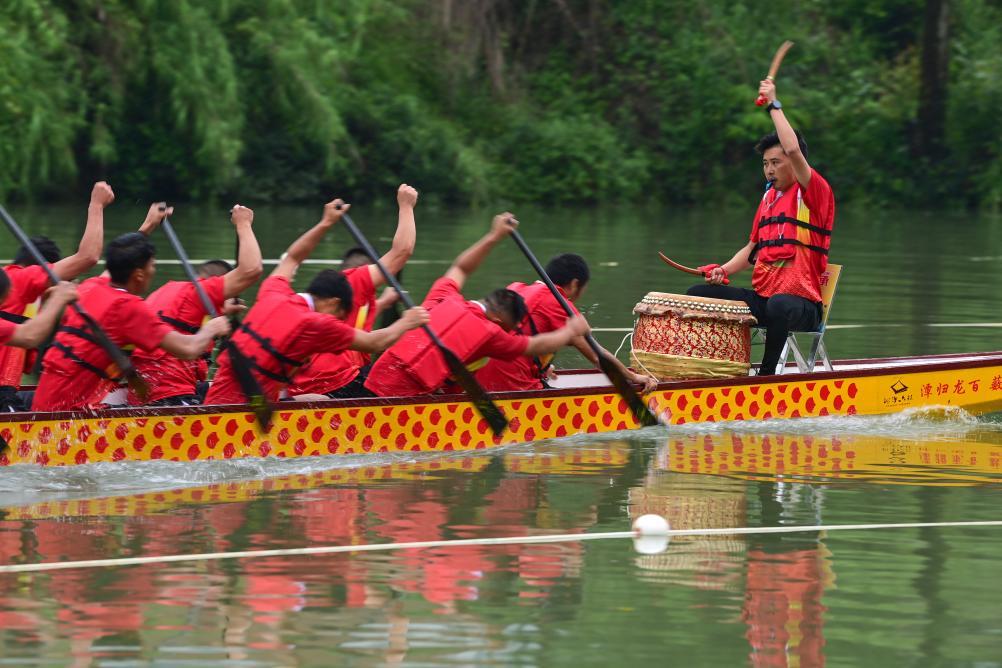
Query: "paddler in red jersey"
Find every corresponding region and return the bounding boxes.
[32,233,232,412]
[203,198,430,406]
[475,253,658,393]
[287,184,417,399]
[0,273,79,357]
[687,76,834,375]
[127,204,264,406]
[0,182,114,412]
[357,214,591,399]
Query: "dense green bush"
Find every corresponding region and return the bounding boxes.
[0,0,999,208]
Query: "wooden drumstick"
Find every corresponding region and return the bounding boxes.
[755,40,794,106]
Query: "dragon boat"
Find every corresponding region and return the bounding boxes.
[2,350,1002,467]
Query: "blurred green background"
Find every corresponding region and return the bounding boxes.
[1,0,999,208]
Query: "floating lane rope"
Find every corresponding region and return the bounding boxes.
[2,518,1001,574]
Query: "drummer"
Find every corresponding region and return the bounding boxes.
[687,76,835,375]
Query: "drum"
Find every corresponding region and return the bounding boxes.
[630,292,757,380]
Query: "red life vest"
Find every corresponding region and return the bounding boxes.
[390,299,494,394]
[226,298,308,387]
[753,186,831,270]
[47,282,137,384]
[514,282,562,372]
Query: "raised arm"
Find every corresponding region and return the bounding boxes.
[442,213,517,288]
[159,317,231,360]
[7,283,78,348]
[272,199,349,281]
[369,184,417,286]
[137,201,173,237]
[51,182,113,280]
[223,205,264,298]
[349,306,429,353]
[759,78,811,188]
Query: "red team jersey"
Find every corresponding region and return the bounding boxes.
[474,281,579,392]
[749,168,835,303]
[205,276,358,405]
[33,277,173,411]
[364,278,529,397]
[287,266,377,396]
[0,264,52,387]
[127,276,226,404]
[0,320,16,346]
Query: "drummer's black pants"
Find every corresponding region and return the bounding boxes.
[685,285,822,375]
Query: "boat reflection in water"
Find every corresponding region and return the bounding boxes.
[0,442,634,663]
[629,422,1002,666]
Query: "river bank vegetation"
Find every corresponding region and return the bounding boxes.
[1,0,999,207]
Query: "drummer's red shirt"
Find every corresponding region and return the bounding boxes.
[33,277,173,411]
[287,266,376,396]
[749,168,834,302]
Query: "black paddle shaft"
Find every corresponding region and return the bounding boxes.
[336,210,508,435]
[508,229,660,427]
[160,217,274,431]
[0,204,150,399]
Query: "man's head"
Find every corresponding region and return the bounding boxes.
[196,259,234,279]
[106,232,157,294]
[755,130,809,191]
[483,288,528,332]
[307,269,354,318]
[545,253,590,302]
[342,247,370,270]
[14,236,62,266]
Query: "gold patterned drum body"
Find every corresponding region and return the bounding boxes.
[631,292,758,380]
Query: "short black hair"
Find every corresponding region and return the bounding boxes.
[307,269,353,313]
[755,129,809,159]
[14,236,62,266]
[484,288,528,325]
[197,259,234,277]
[105,233,156,284]
[0,270,10,302]
[342,247,370,269]
[544,253,590,288]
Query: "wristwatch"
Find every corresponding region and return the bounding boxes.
[766,100,783,113]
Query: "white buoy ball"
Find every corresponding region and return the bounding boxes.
[632,514,670,536]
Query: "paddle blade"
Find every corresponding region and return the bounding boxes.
[125,371,151,402]
[225,340,274,432]
[440,347,508,436]
[595,350,660,427]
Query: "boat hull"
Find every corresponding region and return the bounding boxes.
[3,351,1002,467]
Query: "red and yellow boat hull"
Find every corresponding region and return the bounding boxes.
[3,351,1002,467]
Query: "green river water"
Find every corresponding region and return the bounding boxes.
[1,201,1001,666]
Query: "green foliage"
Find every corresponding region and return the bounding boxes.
[0,0,999,208]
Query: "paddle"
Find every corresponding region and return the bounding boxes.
[336,209,509,436]
[160,215,274,431]
[0,204,150,400]
[509,230,660,428]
